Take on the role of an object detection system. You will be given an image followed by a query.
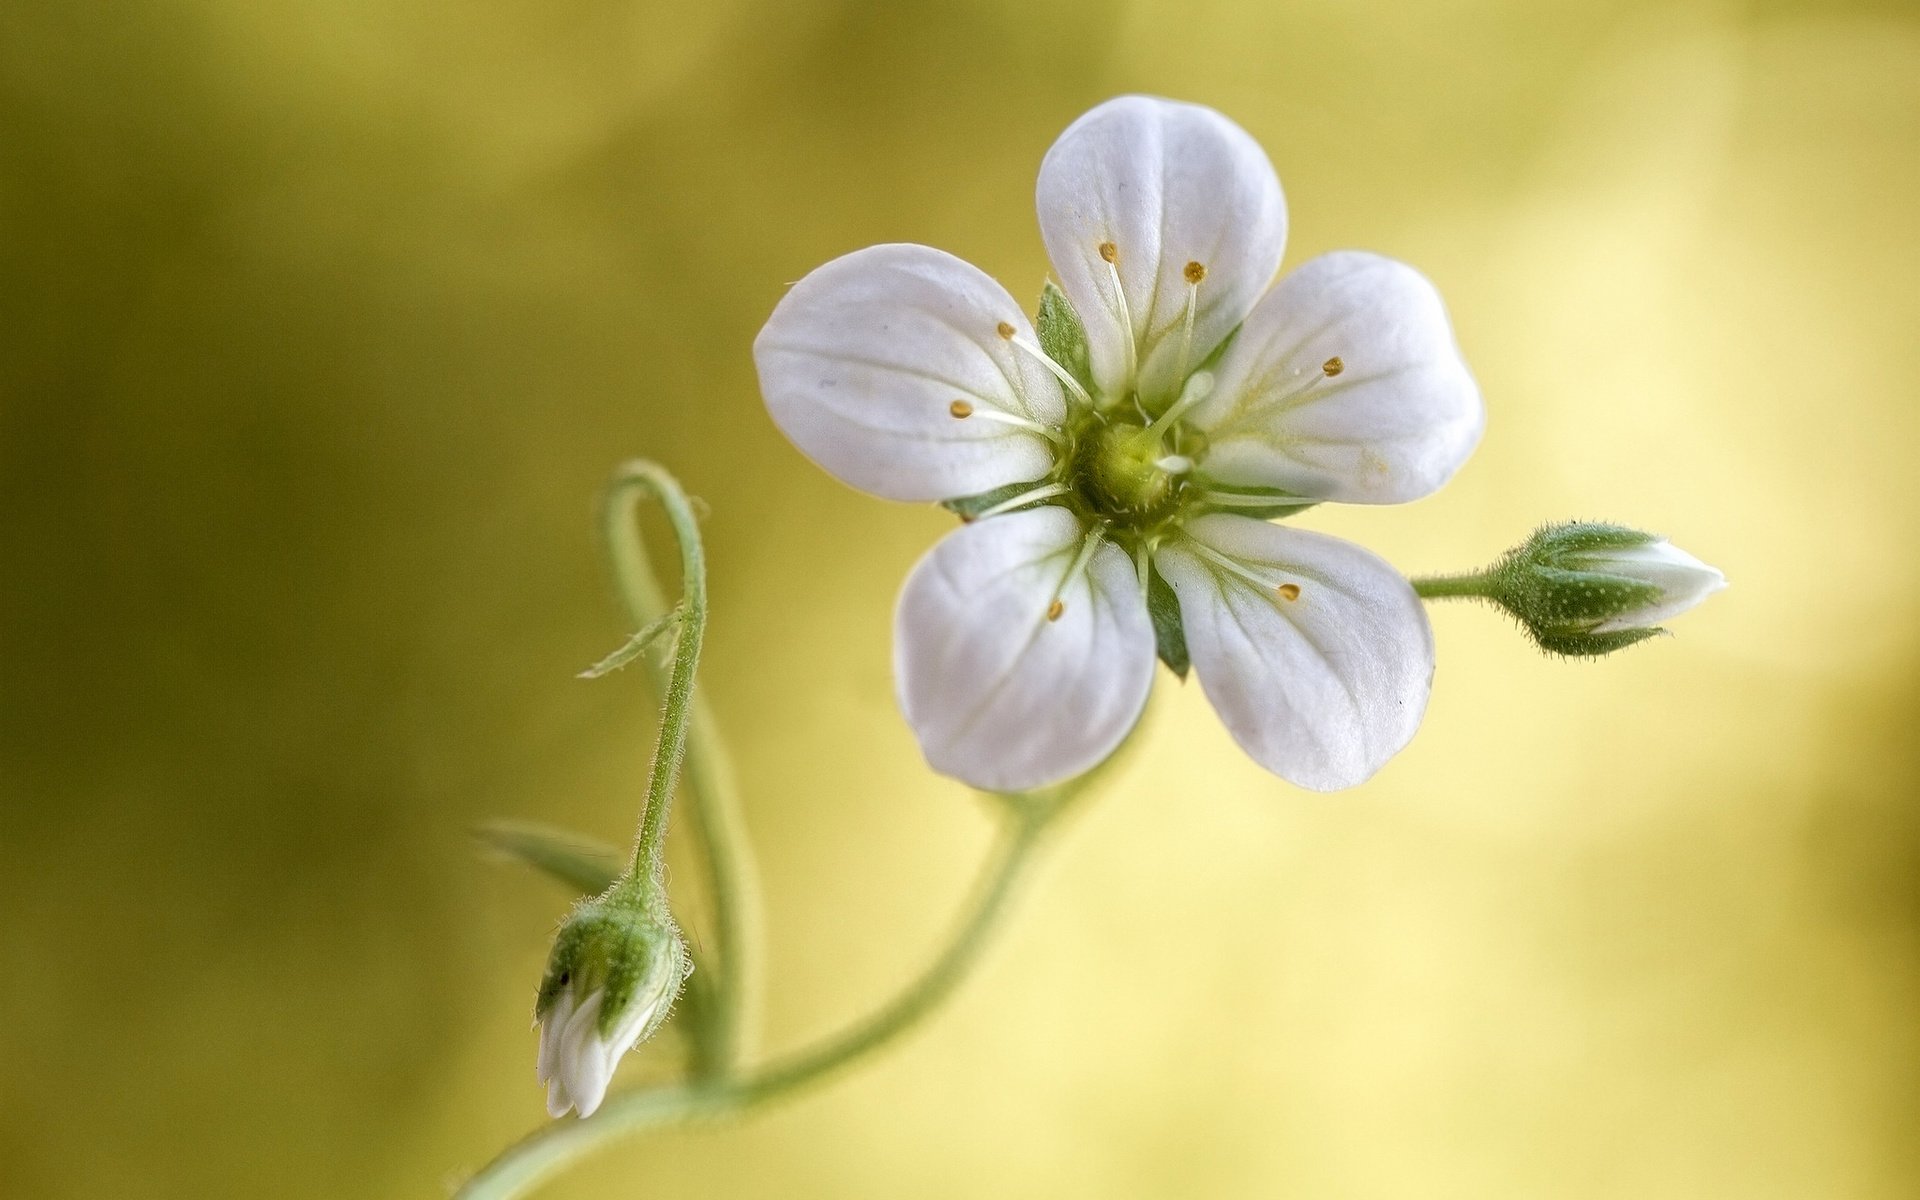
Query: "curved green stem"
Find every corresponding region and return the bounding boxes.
[603,462,761,1071]
[456,802,1055,1200]
[608,462,706,884]
[1412,571,1497,601]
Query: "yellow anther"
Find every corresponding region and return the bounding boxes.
[1097,242,1118,264]
[949,400,974,419]
[1183,261,1207,284]
[1046,598,1065,622]
[1276,583,1301,602]
[1321,356,1344,377]
[995,321,1016,339]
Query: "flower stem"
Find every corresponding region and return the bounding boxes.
[456,800,1058,1200]
[603,461,761,1072]
[1411,571,1498,601]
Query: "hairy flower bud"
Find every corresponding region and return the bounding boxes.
[534,889,688,1118]
[1488,522,1726,656]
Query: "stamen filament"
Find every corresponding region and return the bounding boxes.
[1142,371,1214,441]
[959,405,1067,445]
[1175,261,1206,383]
[1189,541,1282,593]
[1005,334,1096,409]
[1048,526,1107,621]
[1099,243,1138,388]
[971,483,1071,521]
[1193,489,1310,509]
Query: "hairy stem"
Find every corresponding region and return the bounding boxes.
[603,462,760,1072]
[1411,571,1497,601]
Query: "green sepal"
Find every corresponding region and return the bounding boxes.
[1036,280,1095,399]
[475,820,621,895]
[941,479,1055,521]
[1490,565,1664,628]
[1146,566,1189,679]
[1529,626,1665,658]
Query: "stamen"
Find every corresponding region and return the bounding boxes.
[1099,242,1138,387]
[1046,527,1107,624]
[1143,370,1215,441]
[1003,330,1096,409]
[1276,583,1301,602]
[1189,541,1288,598]
[1176,261,1206,383]
[1322,356,1344,377]
[1193,488,1310,509]
[951,402,1066,445]
[971,482,1071,521]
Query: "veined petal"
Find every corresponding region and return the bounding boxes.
[1188,252,1482,504]
[755,243,1068,502]
[1037,96,1286,406]
[895,506,1155,792]
[1154,514,1433,791]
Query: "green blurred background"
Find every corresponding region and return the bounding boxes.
[4,0,1917,1196]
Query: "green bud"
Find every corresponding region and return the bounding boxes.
[534,885,688,1118]
[1486,522,1727,657]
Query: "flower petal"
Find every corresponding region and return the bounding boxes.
[895,506,1155,792]
[1153,514,1433,791]
[1037,95,1286,406]
[754,243,1067,502]
[1188,251,1482,504]
[1590,539,1727,632]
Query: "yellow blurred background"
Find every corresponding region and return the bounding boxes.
[4,0,1917,1196]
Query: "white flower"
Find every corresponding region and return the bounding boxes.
[1585,539,1726,633]
[536,979,661,1119]
[755,95,1481,792]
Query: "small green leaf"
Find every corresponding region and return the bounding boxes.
[579,608,681,678]
[1147,566,1189,679]
[1036,280,1095,398]
[475,820,622,895]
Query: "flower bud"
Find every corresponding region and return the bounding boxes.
[1489,522,1726,657]
[534,890,688,1118]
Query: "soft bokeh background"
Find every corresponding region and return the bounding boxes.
[4,0,1917,1196]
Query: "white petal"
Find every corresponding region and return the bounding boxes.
[545,1077,570,1119]
[1154,514,1433,791]
[895,506,1155,792]
[1188,252,1482,504]
[1591,540,1727,632]
[755,243,1066,502]
[1037,96,1286,406]
[557,990,613,1118]
[535,990,573,1084]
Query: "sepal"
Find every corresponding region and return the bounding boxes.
[1036,279,1095,401]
